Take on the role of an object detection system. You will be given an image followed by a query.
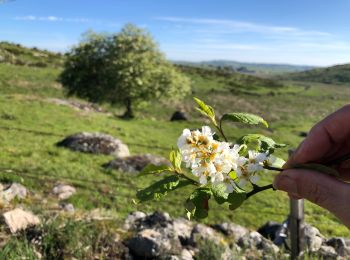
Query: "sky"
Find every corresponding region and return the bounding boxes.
[1,0,350,66]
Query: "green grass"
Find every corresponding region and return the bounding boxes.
[0,61,349,259]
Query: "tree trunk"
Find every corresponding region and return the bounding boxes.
[123,98,134,119]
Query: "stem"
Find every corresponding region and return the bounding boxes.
[246,184,274,199]
[263,165,283,172]
[175,171,199,186]
[218,119,228,142]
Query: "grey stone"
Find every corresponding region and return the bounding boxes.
[189,224,223,246]
[212,222,249,241]
[3,208,40,233]
[124,211,147,230]
[104,154,170,173]
[0,183,27,202]
[180,249,193,260]
[318,245,338,259]
[60,203,75,213]
[127,229,172,258]
[52,184,76,200]
[304,224,324,252]
[238,231,279,254]
[173,218,193,245]
[57,132,129,157]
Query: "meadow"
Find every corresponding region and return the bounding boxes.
[1,53,350,245]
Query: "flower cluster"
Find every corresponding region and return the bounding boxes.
[177,126,273,193]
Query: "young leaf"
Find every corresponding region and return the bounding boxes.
[290,163,340,177]
[221,113,268,128]
[238,134,286,153]
[227,191,247,210]
[193,97,216,122]
[169,149,182,171]
[211,183,228,204]
[138,164,172,177]
[185,187,212,219]
[136,175,191,202]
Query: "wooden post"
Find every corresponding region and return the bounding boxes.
[288,149,305,259]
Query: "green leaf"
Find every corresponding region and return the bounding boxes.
[137,175,191,202]
[227,191,247,210]
[169,150,182,171]
[267,156,286,169]
[211,183,229,204]
[290,163,340,177]
[238,134,286,153]
[193,97,216,121]
[138,164,172,177]
[221,113,268,128]
[185,188,212,219]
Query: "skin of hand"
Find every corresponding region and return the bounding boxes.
[273,104,350,228]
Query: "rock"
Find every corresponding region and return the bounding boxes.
[326,237,350,256]
[212,222,249,241]
[124,211,147,230]
[181,249,194,260]
[304,224,324,252]
[60,203,75,213]
[104,154,170,173]
[57,132,130,157]
[0,183,27,202]
[3,208,40,233]
[173,218,193,245]
[238,231,279,255]
[317,245,338,259]
[189,224,223,246]
[170,111,188,121]
[52,184,76,200]
[127,229,172,258]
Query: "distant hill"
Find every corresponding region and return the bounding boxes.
[0,41,64,68]
[280,64,350,84]
[174,60,315,76]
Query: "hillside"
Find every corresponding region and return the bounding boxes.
[0,41,64,68]
[281,63,350,84]
[175,60,315,76]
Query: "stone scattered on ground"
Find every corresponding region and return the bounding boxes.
[52,184,76,200]
[0,183,27,202]
[170,111,188,121]
[56,132,130,157]
[47,98,109,114]
[60,203,75,213]
[104,154,170,172]
[212,222,249,241]
[3,208,40,233]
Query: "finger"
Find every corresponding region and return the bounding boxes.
[274,169,350,227]
[285,105,350,168]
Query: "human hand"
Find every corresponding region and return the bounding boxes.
[273,105,350,227]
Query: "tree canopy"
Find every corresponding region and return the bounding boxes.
[59,24,191,118]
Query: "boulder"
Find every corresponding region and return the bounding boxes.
[317,245,338,259]
[238,231,279,255]
[0,183,27,202]
[326,237,350,256]
[124,211,147,230]
[52,184,76,200]
[3,208,40,233]
[212,222,249,241]
[60,203,75,213]
[127,229,172,258]
[304,224,324,252]
[189,224,223,246]
[170,111,188,121]
[57,132,129,157]
[104,154,170,173]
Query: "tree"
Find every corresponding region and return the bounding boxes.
[60,24,191,118]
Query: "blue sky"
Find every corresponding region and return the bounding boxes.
[1,0,350,66]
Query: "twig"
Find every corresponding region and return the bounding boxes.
[218,119,228,142]
[246,184,274,199]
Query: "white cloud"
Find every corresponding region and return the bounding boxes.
[156,16,331,37]
[14,15,90,23]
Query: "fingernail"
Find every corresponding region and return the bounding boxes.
[274,174,298,194]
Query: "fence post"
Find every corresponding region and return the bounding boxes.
[288,149,305,259]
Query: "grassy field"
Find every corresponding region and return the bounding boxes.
[0,60,349,244]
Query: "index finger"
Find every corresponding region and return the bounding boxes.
[285,104,350,167]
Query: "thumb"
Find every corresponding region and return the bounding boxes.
[273,169,350,227]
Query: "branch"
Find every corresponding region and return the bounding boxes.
[218,118,228,142]
[246,184,275,199]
